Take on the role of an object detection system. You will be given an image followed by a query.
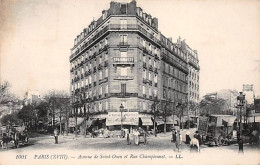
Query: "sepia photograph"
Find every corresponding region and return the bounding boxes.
[0,0,260,165]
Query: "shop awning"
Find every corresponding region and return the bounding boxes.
[141,117,153,126]
[156,119,164,125]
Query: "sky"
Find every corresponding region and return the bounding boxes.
[0,0,260,99]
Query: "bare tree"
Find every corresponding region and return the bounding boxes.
[150,95,160,137]
[43,90,70,134]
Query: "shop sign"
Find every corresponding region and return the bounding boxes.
[106,112,138,126]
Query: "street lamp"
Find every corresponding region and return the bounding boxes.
[237,92,245,153]
[120,103,124,137]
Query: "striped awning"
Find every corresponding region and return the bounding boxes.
[141,117,153,126]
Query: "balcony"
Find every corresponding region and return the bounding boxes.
[103,44,108,50]
[104,60,108,67]
[143,47,148,54]
[93,82,97,87]
[149,65,153,72]
[148,80,152,86]
[118,42,129,47]
[84,71,89,77]
[70,24,160,61]
[143,78,149,84]
[89,84,92,88]
[155,54,160,60]
[109,92,138,98]
[98,64,103,70]
[154,68,158,74]
[88,69,92,74]
[114,76,133,80]
[81,74,84,79]
[85,85,88,89]
[113,57,134,65]
[93,67,97,73]
[149,95,153,99]
[98,95,102,99]
[99,77,108,84]
[143,62,147,69]
[155,83,158,87]
[104,93,108,97]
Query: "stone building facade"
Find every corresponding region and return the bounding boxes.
[69,0,199,130]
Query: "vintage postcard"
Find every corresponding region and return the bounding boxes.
[0,0,260,165]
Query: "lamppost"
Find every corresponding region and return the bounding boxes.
[120,103,124,137]
[237,92,245,153]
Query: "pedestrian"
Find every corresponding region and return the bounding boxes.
[185,131,191,144]
[133,129,140,145]
[175,130,181,152]
[171,128,176,143]
[126,129,131,145]
[194,131,202,145]
[190,134,200,153]
[54,128,59,144]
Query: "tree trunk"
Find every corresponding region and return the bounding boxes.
[164,121,166,134]
[153,113,157,137]
[75,107,78,137]
[59,114,62,135]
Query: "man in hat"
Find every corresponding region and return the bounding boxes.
[54,128,59,144]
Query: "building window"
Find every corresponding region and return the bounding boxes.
[143,70,146,79]
[143,101,146,110]
[99,102,102,111]
[120,35,127,44]
[120,19,127,29]
[154,75,158,83]
[121,83,126,93]
[89,76,92,83]
[142,86,146,94]
[120,4,127,14]
[93,74,96,82]
[149,88,152,96]
[100,86,102,95]
[143,40,146,47]
[105,84,108,93]
[105,38,108,45]
[148,72,151,80]
[85,79,88,86]
[105,68,108,77]
[105,53,108,60]
[154,89,157,97]
[163,89,166,98]
[99,71,102,79]
[99,56,102,64]
[105,101,108,110]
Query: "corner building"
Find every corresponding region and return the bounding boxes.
[70,0,197,130]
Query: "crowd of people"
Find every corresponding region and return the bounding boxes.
[171,128,202,153]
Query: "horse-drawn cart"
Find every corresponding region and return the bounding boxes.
[0,125,29,149]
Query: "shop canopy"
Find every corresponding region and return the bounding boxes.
[140,117,153,126]
[156,119,165,125]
